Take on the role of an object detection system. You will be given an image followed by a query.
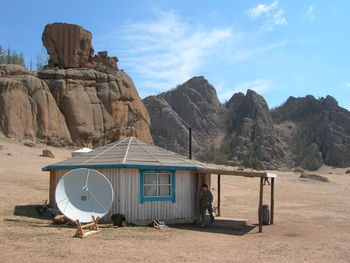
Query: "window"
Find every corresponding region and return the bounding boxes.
[140,170,175,203]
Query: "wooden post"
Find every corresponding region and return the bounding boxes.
[217,174,221,217]
[270,177,275,224]
[259,177,264,233]
[49,170,56,208]
[195,173,202,226]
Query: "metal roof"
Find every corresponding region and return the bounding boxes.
[42,137,275,178]
[42,137,208,171]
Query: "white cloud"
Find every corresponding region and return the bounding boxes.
[96,10,235,96]
[247,1,278,19]
[94,9,285,98]
[247,1,287,31]
[305,5,315,20]
[217,79,273,102]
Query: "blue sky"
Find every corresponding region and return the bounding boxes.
[1,0,349,110]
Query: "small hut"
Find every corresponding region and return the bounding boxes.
[43,137,275,230]
[43,137,210,225]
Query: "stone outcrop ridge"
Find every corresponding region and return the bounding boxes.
[144,76,225,157]
[0,64,72,146]
[272,95,350,168]
[0,23,153,147]
[0,64,152,147]
[42,23,119,72]
[144,76,288,169]
[145,76,350,169]
[42,23,94,69]
[224,90,290,169]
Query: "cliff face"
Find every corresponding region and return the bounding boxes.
[0,23,153,147]
[272,95,350,169]
[144,77,289,169]
[145,76,350,170]
[223,90,290,169]
[144,76,225,157]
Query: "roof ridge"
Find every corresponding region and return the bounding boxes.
[122,137,133,164]
[82,137,129,164]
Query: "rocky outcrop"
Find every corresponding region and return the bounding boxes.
[144,76,225,157]
[272,95,350,169]
[0,66,72,146]
[143,96,193,156]
[0,64,152,147]
[0,23,153,147]
[42,22,119,73]
[223,90,290,169]
[42,23,94,69]
[38,68,152,146]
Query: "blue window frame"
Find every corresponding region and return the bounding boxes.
[139,169,175,204]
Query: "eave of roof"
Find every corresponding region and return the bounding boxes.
[42,164,197,171]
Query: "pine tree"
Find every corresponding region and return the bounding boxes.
[0,45,4,64]
[6,48,11,64]
[19,52,25,67]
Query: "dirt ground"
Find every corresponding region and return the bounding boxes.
[0,137,350,262]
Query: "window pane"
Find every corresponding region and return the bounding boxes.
[158,173,171,184]
[159,186,171,196]
[144,186,157,196]
[144,173,157,184]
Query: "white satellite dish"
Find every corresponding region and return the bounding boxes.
[55,168,114,223]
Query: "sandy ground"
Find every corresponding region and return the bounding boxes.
[0,137,350,262]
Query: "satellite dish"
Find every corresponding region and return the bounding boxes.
[55,168,114,223]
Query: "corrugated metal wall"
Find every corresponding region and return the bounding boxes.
[54,168,198,224]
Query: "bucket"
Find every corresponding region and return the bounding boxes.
[262,205,269,225]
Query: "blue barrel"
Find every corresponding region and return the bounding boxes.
[263,205,270,225]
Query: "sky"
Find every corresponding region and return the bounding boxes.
[1,0,349,110]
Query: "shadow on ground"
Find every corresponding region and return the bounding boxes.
[13,205,47,219]
[172,219,256,236]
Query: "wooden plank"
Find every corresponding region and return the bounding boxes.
[217,174,221,217]
[259,177,264,233]
[49,170,56,208]
[270,177,275,224]
[195,173,202,226]
[196,168,267,178]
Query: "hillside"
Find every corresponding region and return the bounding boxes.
[272,95,350,169]
[145,77,350,170]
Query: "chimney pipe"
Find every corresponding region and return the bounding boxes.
[188,127,192,159]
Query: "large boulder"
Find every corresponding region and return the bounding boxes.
[42,23,94,68]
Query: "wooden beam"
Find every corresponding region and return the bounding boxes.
[270,177,275,224]
[195,173,202,226]
[196,167,267,178]
[259,177,264,232]
[217,174,221,217]
[49,170,56,208]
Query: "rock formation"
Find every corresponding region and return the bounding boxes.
[0,23,153,147]
[144,76,225,157]
[0,64,72,146]
[42,23,94,69]
[144,77,288,169]
[145,76,350,169]
[223,90,289,169]
[272,95,350,168]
